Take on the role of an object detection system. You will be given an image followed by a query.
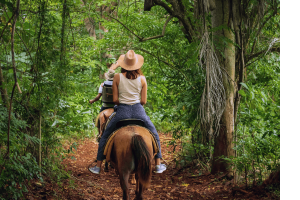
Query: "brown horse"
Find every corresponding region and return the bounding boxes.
[96,108,114,172]
[99,112,155,199]
[96,108,114,138]
[110,126,154,200]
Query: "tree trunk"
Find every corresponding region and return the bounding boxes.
[39,112,42,176]
[84,18,96,39]
[211,0,235,175]
[0,64,9,109]
[80,0,96,39]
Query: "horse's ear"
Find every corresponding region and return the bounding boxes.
[103,113,108,121]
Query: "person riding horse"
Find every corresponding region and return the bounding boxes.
[89,68,115,138]
[89,50,167,174]
[89,68,115,112]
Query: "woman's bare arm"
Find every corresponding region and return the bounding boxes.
[140,76,147,105]
[113,73,120,105]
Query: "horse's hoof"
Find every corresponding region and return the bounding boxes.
[104,168,109,172]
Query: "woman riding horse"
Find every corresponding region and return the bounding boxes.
[89,50,167,175]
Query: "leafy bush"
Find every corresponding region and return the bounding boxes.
[224,54,280,185]
[0,107,41,199]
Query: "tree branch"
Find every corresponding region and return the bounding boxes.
[10,3,22,95]
[135,48,172,67]
[153,0,174,16]
[134,47,191,83]
[0,64,9,109]
[246,46,280,64]
[250,8,278,54]
[0,0,21,177]
[153,0,194,42]
[107,15,143,40]
[0,14,15,40]
[177,0,186,14]
[139,15,173,42]
[108,14,173,42]
[15,30,34,64]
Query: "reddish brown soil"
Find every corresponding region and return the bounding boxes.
[24,133,277,199]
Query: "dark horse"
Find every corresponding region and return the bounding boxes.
[100,114,154,200]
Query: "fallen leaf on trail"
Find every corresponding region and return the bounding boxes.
[181,183,189,187]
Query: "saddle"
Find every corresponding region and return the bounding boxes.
[103,119,159,162]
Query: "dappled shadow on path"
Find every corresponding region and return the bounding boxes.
[24,133,276,200]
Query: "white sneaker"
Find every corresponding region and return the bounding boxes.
[154,164,167,173]
[89,166,101,174]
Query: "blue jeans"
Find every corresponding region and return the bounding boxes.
[96,103,162,161]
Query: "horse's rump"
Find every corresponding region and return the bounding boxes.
[104,126,158,162]
[111,126,154,187]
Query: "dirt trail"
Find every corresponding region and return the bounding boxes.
[25,133,274,199]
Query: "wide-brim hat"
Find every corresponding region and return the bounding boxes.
[104,69,115,81]
[117,50,144,71]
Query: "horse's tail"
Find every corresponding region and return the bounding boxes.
[131,134,152,187]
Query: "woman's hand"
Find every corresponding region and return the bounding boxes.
[110,61,120,70]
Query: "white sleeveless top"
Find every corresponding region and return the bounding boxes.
[118,73,142,105]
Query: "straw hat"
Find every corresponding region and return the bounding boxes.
[105,69,115,81]
[117,50,144,71]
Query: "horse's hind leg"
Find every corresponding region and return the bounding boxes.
[135,173,139,196]
[120,173,130,200]
[136,182,144,200]
[104,160,109,172]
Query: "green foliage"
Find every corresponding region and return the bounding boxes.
[0,107,41,199]
[226,53,280,184]
[0,153,41,200]
[0,0,100,197]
